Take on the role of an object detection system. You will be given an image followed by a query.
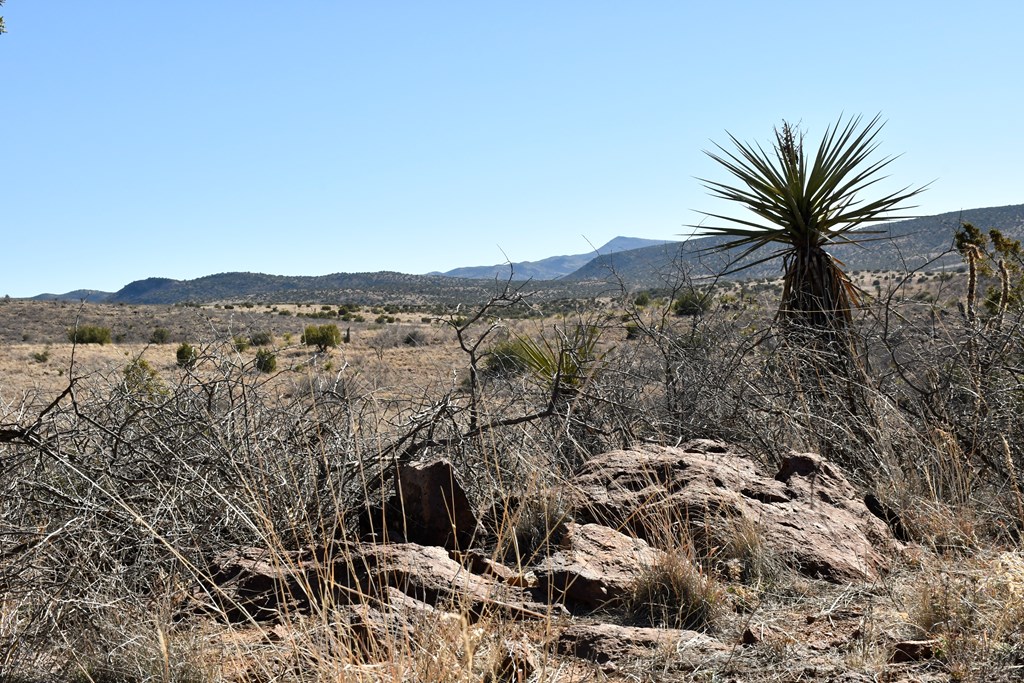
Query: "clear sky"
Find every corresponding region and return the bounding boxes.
[3,1,1022,297]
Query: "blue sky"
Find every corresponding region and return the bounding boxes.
[3,2,1022,297]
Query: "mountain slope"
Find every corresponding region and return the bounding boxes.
[28,289,115,303]
[565,204,1024,284]
[439,236,676,280]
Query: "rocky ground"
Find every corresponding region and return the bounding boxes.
[184,440,1021,681]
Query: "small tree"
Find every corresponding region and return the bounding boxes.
[122,358,167,400]
[673,290,711,317]
[176,343,197,369]
[67,325,112,345]
[149,327,171,344]
[249,331,273,347]
[302,324,342,352]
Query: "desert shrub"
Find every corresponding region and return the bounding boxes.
[302,324,342,352]
[626,548,723,631]
[512,325,602,395]
[369,325,425,351]
[248,331,273,347]
[673,290,711,316]
[122,358,167,400]
[67,325,112,345]
[30,348,51,363]
[232,336,250,352]
[634,291,651,307]
[402,329,426,346]
[254,349,276,373]
[175,343,197,369]
[149,327,171,344]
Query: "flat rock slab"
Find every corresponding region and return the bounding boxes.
[572,439,897,582]
[351,541,558,620]
[557,622,728,670]
[204,542,558,624]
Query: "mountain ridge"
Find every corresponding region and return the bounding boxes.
[433,236,676,280]
[24,204,1024,304]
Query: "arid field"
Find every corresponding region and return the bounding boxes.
[2,266,1023,682]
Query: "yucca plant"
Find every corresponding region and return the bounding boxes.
[697,115,924,343]
[511,324,602,398]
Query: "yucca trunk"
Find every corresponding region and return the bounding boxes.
[779,245,855,343]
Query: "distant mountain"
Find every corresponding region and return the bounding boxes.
[103,271,606,306]
[28,289,114,303]
[26,205,1024,304]
[436,236,676,280]
[564,204,1024,285]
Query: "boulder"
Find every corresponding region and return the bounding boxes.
[361,459,477,550]
[572,439,897,582]
[533,522,663,608]
[202,546,317,622]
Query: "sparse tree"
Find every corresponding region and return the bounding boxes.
[302,324,342,352]
[149,327,171,344]
[67,325,112,345]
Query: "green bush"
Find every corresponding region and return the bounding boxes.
[149,327,171,344]
[254,349,277,373]
[673,291,711,316]
[122,358,167,400]
[302,324,342,352]
[67,325,112,345]
[176,343,197,369]
[232,336,250,352]
[482,339,530,378]
[249,331,273,347]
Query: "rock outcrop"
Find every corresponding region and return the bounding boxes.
[200,439,902,674]
[571,439,896,582]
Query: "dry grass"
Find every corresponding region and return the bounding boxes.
[3,264,1024,682]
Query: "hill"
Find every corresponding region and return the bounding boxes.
[437,236,676,280]
[564,204,1024,284]
[103,271,610,306]
[28,289,115,303]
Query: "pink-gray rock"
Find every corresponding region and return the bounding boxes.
[533,522,663,607]
[352,541,557,620]
[203,541,558,624]
[571,439,897,582]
